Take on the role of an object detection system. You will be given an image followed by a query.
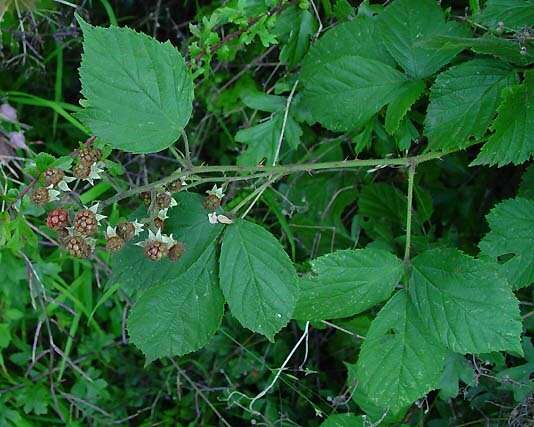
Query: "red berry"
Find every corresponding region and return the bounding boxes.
[144,240,168,261]
[46,208,69,230]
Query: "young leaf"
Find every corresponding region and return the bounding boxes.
[472,71,533,167]
[219,219,298,340]
[274,6,317,67]
[425,59,517,151]
[385,80,425,135]
[438,353,476,400]
[478,197,534,290]
[477,0,534,31]
[235,112,302,166]
[76,16,194,153]
[355,291,447,412]
[377,0,469,79]
[301,56,408,131]
[409,248,523,354]
[241,92,286,113]
[294,248,403,321]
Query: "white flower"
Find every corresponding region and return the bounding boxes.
[156,208,169,220]
[57,175,77,192]
[168,193,178,208]
[88,203,106,223]
[134,228,172,247]
[85,162,105,185]
[206,185,224,199]
[47,186,61,202]
[161,233,176,246]
[208,212,233,224]
[105,226,117,238]
[132,220,144,236]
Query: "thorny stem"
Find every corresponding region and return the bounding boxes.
[100,150,451,209]
[403,161,416,264]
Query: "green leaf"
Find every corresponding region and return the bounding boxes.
[219,219,298,340]
[518,164,534,199]
[301,15,395,82]
[478,0,534,31]
[123,194,225,360]
[472,71,533,166]
[302,56,408,131]
[76,16,194,153]
[294,248,403,321]
[479,197,534,290]
[241,92,286,112]
[426,35,534,66]
[438,353,476,400]
[409,248,523,354]
[274,7,317,67]
[319,414,364,427]
[236,112,302,166]
[385,80,425,134]
[16,384,50,415]
[355,291,447,412]
[425,59,517,151]
[377,0,469,78]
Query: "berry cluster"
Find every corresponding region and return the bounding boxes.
[29,150,232,261]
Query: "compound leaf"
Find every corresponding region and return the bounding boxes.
[355,291,447,412]
[409,248,523,354]
[479,197,534,290]
[472,71,533,167]
[425,59,517,151]
[219,220,298,340]
[77,16,193,153]
[294,248,403,321]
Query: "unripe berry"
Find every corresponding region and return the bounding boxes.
[166,180,182,193]
[153,217,164,229]
[144,240,168,261]
[47,208,69,230]
[77,146,101,166]
[116,221,135,241]
[140,191,151,207]
[30,187,50,206]
[203,194,221,211]
[106,235,125,252]
[65,235,92,258]
[74,209,98,236]
[73,162,91,180]
[156,192,172,209]
[44,168,65,187]
[168,242,185,261]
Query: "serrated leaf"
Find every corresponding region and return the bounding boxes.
[219,220,297,339]
[76,16,193,153]
[409,248,523,354]
[425,59,517,151]
[241,92,286,112]
[355,291,447,412]
[426,35,534,66]
[377,0,469,79]
[122,193,225,360]
[438,353,476,400]
[478,0,534,31]
[478,197,534,290]
[301,15,395,82]
[302,56,408,131]
[385,80,425,134]
[472,71,533,167]
[294,248,403,321]
[236,112,302,166]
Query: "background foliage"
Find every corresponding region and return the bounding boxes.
[0,0,533,425]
